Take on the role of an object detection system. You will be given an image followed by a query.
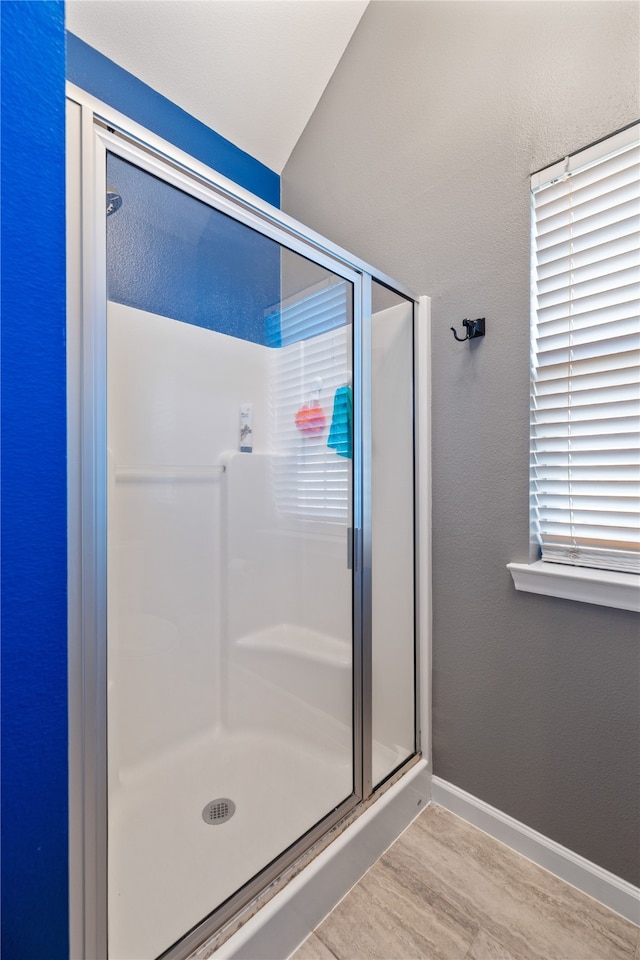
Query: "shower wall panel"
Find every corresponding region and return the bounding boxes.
[223,327,353,759]
[107,301,268,779]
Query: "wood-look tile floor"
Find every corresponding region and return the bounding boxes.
[290,805,640,960]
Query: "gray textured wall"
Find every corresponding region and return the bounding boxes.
[282,1,640,884]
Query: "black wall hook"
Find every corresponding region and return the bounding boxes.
[451,318,486,342]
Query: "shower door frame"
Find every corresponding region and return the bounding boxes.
[67,85,424,960]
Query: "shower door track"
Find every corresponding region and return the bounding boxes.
[67,84,424,960]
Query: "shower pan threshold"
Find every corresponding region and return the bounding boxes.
[179,756,429,960]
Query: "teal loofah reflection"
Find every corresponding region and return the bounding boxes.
[327,385,353,460]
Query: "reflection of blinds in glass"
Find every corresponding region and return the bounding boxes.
[270,281,351,523]
[530,126,640,573]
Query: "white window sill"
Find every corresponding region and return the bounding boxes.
[507,560,640,613]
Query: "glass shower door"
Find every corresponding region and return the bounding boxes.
[105,153,355,959]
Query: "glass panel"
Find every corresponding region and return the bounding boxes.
[105,154,353,959]
[371,281,416,787]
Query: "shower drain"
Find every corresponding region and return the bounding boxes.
[202,798,236,825]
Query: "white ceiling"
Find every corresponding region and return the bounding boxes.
[66,0,368,173]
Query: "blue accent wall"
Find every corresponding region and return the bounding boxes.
[67,32,280,208]
[1,3,69,958]
[107,155,281,344]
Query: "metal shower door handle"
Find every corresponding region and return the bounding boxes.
[348,527,361,571]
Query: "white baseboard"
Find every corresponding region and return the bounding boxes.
[211,760,431,960]
[431,776,640,927]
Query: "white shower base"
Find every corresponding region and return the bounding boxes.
[109,725,350,960]
[108,623,353,960]
[108,620,409,960]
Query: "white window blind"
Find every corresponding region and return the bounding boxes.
[530,124,640,574]
[269,280,352,523]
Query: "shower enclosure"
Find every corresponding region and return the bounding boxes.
[68,95,423,960]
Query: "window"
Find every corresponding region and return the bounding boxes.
[269,279,352,524]
[509,124,640,611]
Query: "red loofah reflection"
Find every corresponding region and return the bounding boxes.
[294,401,326,435]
